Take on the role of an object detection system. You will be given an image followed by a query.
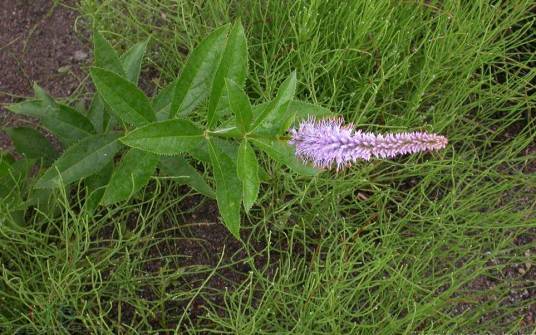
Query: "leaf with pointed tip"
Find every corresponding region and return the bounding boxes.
[251,72,297,135]
[237,140,259,212]
[208,139,241,239]
[36,133,122,189]
[6,100,45,117]
[207,22,248,127]
[90,67,156,126]
[225,78,252,134]
[250,137,319,176]
[33,83,56,108]
[121,39,149,84]
[170,25,229,118]
[159,156,215,198]
[101,149,159,205]
[5,127,57,163]
[120,119,204,155]
[93,30,126,76]
[7,101,95,145]
[91,31,127,131]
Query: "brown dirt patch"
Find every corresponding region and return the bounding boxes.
[0,0,89,151]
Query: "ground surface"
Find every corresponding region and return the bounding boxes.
[0,0,535,334]
[0,0,88,150]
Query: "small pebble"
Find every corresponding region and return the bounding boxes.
[74,50,88,61]
[524,250,532,270]
[57,65,71,73]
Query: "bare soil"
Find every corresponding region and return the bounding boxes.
[0,0,88,150]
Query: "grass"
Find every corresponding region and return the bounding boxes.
[1,0,535,333]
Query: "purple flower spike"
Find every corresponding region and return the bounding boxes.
[289,117,448,169]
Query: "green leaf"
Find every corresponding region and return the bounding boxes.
[120,119,204,155]
[7,101,95,145]
[91,31,128,132]
[208,139,241,239]
[85,162,113,213]
[153,81,175,112]
[9,158,36,185]
[74,100,87,115]
[33,83,56,108]
[159,156,215,198]
[0,153,14,178]
[237,140,259,212]
[225,78,252,134]
[207,126,241,139]
[91,32,131,132]
[170,25,229,118]
[187,141,211,163]
[6,100,45,117]
[87,94,110,133]
[251,72,297,135]
[121,39,149,84]
[251,99,335,139]
[4,127,57,163]
[188,138,240,164]
[46,105,97,144]
[26,187,57,215]
[93,30,126,76]
[36,133,122,188]
[247,99,335,135]
[0,154,17,199]
[0,158,35,200]
[153,80,175,121]
[207,22,248,128]
[101,148,159,205]
[90,67,156,126]
[250,137,319,176]
[9,158,35,181]
[188,138,268,183]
